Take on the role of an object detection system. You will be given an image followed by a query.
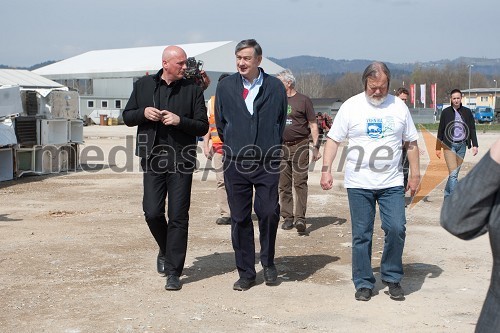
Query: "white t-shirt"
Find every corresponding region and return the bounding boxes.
[327,92,419,189]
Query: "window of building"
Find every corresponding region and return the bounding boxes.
[101,100,108,108]
[87,100,95,108]
[481,96,488,102]
[115,100,122,109]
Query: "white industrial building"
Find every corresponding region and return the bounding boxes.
[34,41,285,122]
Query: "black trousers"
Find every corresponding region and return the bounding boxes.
[224,159,280,280]
[141,155,193,277]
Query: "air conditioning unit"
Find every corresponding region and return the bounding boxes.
[0,147,14,181]
[34,145,68,174]
[69,119,84,143]
[14,116,37,146]
[37,119,68,145]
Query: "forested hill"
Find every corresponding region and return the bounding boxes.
[269,56,500,76]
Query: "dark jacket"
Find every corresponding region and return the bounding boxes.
[123,69,208,166]
[440,150,500,332]
[214,70,287,161]
[436,105,478,150]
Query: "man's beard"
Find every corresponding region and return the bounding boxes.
[366,93,387,106]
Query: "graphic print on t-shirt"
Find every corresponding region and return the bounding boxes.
[366,116,395,139]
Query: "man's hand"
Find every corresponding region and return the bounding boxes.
[471,146,478,156]
[144,107,163,122]
[435,150,441,159]
[204,145,214,159]
[161,110,180,126]
[312,147,322,161]
[320,170,333,190]
[407,174,421,197]
[200,71,211,91]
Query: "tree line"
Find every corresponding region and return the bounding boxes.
[295,63,498,106]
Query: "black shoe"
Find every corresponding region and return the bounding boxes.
[383,280,405,300]
[216,217,231,225]
[165,275,182,291]
[281,218,294,230]
[263,265,278,285]
[295,219,306,233]
[233,278,256,291]
[157,250,166,276]
[355,288,373,301]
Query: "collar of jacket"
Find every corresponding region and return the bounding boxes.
[152,68,182,88]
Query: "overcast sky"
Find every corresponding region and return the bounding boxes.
[2,0,499,67]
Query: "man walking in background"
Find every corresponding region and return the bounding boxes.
[395,87,410,204]
[203,73,231,225]
[276,69,321,233]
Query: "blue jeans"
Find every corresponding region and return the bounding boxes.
[443,142,467,199]
[347,186,406,290]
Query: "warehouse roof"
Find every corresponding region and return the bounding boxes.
[0,69,64,88]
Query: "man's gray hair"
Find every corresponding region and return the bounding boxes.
[235,39,262,57]
[276,69,296,88]
[362,61,391,89]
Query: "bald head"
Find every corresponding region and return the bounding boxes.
[162,45,187,62]
[161,45,188,84]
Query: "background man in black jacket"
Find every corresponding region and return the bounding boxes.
[215,39,287,291]
[123,45,209,291]
[436,89,478,198]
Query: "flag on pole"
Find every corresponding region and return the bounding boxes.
[420,84,426,108]
[410,84,416,107]
[430,83,437,109]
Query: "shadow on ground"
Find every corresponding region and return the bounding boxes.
[277,254,341,282]
[374,262,443,297]
[0,214,23,222]
[182,252,341,286]
[301,216,347,236]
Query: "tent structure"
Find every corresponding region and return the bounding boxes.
[34,41,285,118]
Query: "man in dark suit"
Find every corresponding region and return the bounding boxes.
[215,39,287,291]
[441,138,500,332]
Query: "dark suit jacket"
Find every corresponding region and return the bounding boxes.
[441,151,500,332]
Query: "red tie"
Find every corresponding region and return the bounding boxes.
[242,88,249,99]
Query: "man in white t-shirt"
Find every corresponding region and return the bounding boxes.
[320,62,421,302]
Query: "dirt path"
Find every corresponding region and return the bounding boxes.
[0,126,497,332]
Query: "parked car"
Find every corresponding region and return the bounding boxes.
[473,106,494,123]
